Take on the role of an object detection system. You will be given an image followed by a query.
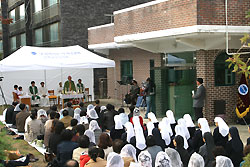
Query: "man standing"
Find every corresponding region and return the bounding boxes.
[144,77,155,119]
[64,76,76,93]
[39,82,49,107]
[129,80,140,105]
[76,79,85,94]
[29,81,40,106]
[192,78,206,121]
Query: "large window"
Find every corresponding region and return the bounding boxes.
[20,4,25,20]
[49,0,58,6]
[20,33,26,46]
[34,0,42,13]
[34,28,43,45]
[121,60,133,84]
[214,52,235,86]
[50,22,59,42]
[10,36,17,51]
[9,9,16,23]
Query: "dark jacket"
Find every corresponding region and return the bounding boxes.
[103,110,118,130]
[191,129,204,152]
[213,127,228,148]
[146,145,162,167]
[57,141,78,167]
[175,135,190,167]
[5,105,15,124]
[192,84,206,108]
[16,111,30,133]
[110,126,125,141]
[48,133,62,155]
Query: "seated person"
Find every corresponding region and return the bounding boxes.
[17,86,24,97]
[65,159,79,167]
[61,110,73,128]
[66,119,78,130]
[39,82,49,107]
[66,102,74,117]
[29,81,40,106]
[16,103,30,133]
[73,135,90,163]
[13,85,19,102]
[77,79,85,94]
[5,101,19,124]
[64,76,76,93]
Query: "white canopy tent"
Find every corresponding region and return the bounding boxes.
[0,45,115,104]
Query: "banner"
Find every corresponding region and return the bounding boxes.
[236,74,250,118]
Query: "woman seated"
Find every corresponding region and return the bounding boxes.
[174,135,190,167]
[98,133,113,160]
[120,144,137,167]
[72,135,90,163]
[84,146,107,167]
[213,117,229,148]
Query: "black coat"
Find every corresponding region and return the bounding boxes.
[226,140,243,167]
[191,129,204,152]
[175,135,190,167]
[188,127,196,138]
[48,133,62,155]
[213,127,228,148]
[5,105,15,124]
[57,141,78,167]
[103,110,117,130]
[110,126,125,141]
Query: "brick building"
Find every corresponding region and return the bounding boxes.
[88,0,250,123]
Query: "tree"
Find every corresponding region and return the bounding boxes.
[226,10,250,78]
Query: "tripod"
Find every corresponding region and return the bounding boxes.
[0,85,7,107]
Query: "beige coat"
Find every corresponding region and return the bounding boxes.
[25,119,45,142]
[72,147,88,163]
[60,115,72,128]
[84,157,107,167]
[44,119,53,147]
[123,157,135,167]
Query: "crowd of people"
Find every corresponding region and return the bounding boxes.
[2,99,250,167]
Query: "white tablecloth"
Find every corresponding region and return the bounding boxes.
[62,94,84,99]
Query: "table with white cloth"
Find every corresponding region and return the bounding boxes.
[19,95,31,110]
[61,94,84,108]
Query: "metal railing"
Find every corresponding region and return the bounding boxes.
[33,3,60,24]
[9,19,25,32]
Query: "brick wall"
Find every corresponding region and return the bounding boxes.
[107,48,161,99]
[196,50,240,124]
[88,24,114,45]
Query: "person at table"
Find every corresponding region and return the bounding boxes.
[77,79,85,94]
[29,81,40,106]
[39,82,49,107]
[57,82,63,95]
[17,86,24,97]
[13,85,19,102]
[64,76,76,93]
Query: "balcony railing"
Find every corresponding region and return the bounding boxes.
[9,19,25,32]
[33,3,60,25]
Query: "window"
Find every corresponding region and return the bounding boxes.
[121,60,133,84]
[10,36,17,51]
[214,52,235,86]
[49,0,58,6]
[20,4,25,20]
[34,28,43,45]
[0,40,3,52]
[9,9,16,23]
[34,0,42,13]
[50,22,59,42]
[20,33,26,46]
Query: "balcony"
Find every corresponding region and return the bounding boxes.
[9,19,25,32]
[33,3,60,25]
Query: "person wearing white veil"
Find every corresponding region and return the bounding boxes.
[84,129,96,145]
[73,108,81,124]
[133,116,146,150]
[110,115,125,141]
[106,152,124,167]
[177,118,190,140]
[89,120,102,144]
[155,151,172,167]
[215,156,233,167]
[188,152,205,167]
[183,114,196,138]
[161,117,173,136]
[120,144,137,167]
[213,117,229,148]
[165,148,183,167]
[37,109,48,124]
[148,112,159,127]
[146,121,155,136]
[198,118,211,135]
[138,151,152,167]
[123,122,135,143]
[88,109,99,121]
[119,112,129,126]
[87,104,94,116]
[166,110,177,135]
[175,125,189,149]
[159,121,171,147]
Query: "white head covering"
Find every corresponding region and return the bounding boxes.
[80,115,88,124]
[100,106,106,112]
[175,125,189,149]
[166,110,176,124]
[215,156,234,167]
[165,148,182,167]
[161,117,173,136]
[114,115,123,130]
[198,118,211,135]
[159,121,171,145]
[155,151,172,167]
[188,152,205,167]
[148,112,158,123]
[120,144,137,163]
[177,118,190,140]
[146,122,155,136]
[87,104,94,116]
[138,151,152,167]
[107,152,124,167]
[119,113,129,125]
[84,129,95,144]
[133,116,146,150]
[37,109,48,119]
[14,104,21,112]
[89,120,101,131]
[89,109,99,119]
[74,108,81,124]
[214,117,229,137]
[183,114,195,127]
[125,122,135,143]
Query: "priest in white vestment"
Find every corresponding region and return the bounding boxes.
[39,82,49,107]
